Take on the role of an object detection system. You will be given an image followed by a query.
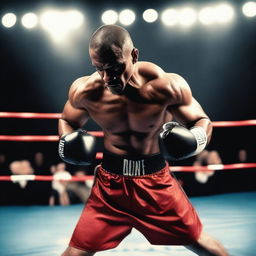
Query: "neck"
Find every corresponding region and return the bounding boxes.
[127,64,140,89]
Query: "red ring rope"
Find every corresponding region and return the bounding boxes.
[0,112,255,127]
[0,112,255,184]
[0,133,104,141]
[0,112,255,141]
[0,175,94,181]
[212,120,256,127]
[0,163,255,181]
[0,112,61,119]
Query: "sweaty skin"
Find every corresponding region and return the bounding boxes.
[58,61,212,156]
[60,25,229,256]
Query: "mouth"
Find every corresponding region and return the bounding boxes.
[106,80,124,94]
[107,78,122,86]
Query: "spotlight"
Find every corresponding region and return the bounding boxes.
[198,7,215,25]
[1,13,17,28]
[242,1,256,17]
[101,10,118,24]
[214,4,234,23]
[119,9,136,26]
[161,9,178,26]
[143,9,158,23]
[65,10,84,29]
[178,7,197,26]
[21,13,38,29]
[40,9,84,43]
[40,10,66,42]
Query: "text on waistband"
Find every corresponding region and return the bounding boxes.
[122,159,145,176]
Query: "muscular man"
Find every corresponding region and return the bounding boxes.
[59,25,229,256]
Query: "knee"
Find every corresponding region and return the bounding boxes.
[191,232,229,256]
[61,246,95,256]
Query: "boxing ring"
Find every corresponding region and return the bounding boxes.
[0,112,256,256]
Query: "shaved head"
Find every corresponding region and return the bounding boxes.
[89,25,134,60]
[89,25,139,95]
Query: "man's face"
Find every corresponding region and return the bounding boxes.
[89,48,134,95]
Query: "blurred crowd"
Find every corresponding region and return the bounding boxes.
[0,148,254,205]
[0,152,93,206]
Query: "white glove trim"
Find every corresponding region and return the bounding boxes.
[190,126,208,155]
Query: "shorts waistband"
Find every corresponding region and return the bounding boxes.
[101,150,166,176]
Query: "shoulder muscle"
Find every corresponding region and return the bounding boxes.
[166,73,192,106]
[68,76,89,108]
[143,72,191,105]
[138,61,165,80]
[69,74,103,108]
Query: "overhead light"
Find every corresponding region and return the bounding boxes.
[143,9,158,23]
[198,7,216,25]
[101,10,118,24]
[2,13,17,28]
[161,9,178,26]
[214,4,234,23]
[40,9,84,43]
[119,9,136,26]
[21,13,38,29]
[178,7,197,26]
[242,1,256,17]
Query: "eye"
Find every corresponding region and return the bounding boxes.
[95,67,104,72]
[112,63,125,73]
[113,66,120,72]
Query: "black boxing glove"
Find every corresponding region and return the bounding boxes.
[160,122,207,160]
[58,129,97,165]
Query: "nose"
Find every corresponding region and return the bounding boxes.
[102,71,116,83]
[102,71,110,82]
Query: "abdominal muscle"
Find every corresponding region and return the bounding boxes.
[82,80,170,156]
[103,130,161,156]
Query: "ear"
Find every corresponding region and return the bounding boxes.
[131,48,139,64]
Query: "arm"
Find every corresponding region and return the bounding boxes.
[59,78,90,137]
[193,150,209,166]
[58,100,90,137]
[58,80,96,165]
[167,73,212,140]
[160,74,213,160]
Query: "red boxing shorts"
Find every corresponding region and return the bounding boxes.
[69,151,202,252]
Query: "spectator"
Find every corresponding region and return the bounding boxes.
[238,149,247,163]
[49,162,72,206]
[33,152,44,170]
[9,160,34,188]
[193,150,222,184]
[30,151,52,205]
[66,169,92,204]
[7,159,35,204]
[0,154,7,170]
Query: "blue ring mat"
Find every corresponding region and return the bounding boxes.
[0,192,255,256]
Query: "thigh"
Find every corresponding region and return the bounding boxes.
[69,178,132,252]
[131,169,202,245]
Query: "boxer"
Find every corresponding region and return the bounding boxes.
[59,25,229,256]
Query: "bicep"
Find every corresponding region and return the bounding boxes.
[170,97,209,127]
[59,100,90,135]
[168,98,212,143]
[165,74,209,126]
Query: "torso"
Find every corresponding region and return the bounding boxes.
[71,62,180,155]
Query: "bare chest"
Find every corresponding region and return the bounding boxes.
[84,94,166,133]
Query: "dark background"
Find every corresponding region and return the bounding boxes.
[0,0,255,203]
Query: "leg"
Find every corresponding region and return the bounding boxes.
[185,231,229,256]
[61,246,95,256]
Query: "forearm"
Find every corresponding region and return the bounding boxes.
[192,117,212,144]
[58,119,79,137]
[58,100,90,137]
